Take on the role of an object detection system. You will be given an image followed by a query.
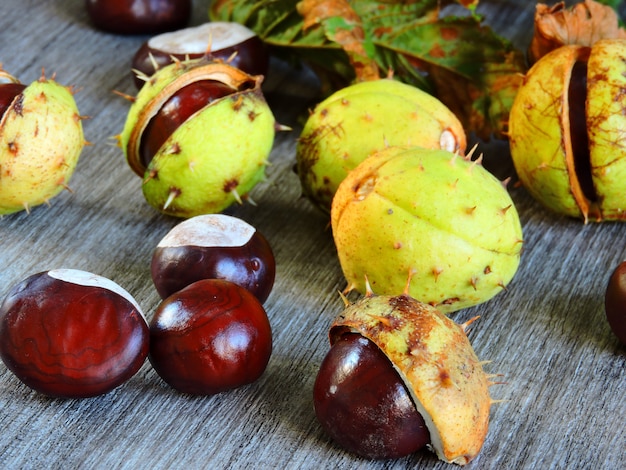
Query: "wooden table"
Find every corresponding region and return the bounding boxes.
[0,1,624,468]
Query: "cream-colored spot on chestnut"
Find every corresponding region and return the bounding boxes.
[149,22,256,55]
[158,214,255,248]
[48,268,144,318]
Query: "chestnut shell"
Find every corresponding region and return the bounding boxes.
[509,39,626,222]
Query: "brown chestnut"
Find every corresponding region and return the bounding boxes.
[0,269,149,398]
[139,79,235,169]
[151,214,275,303]
[149,279,272,395]
[604,261,626,345]
[0,83,26,120]
[85,0,191,35]
[131,22,269,89]
[314,333,430,459]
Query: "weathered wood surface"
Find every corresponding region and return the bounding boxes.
[0,1,624,469]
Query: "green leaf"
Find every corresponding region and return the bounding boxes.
[210,0,527,139]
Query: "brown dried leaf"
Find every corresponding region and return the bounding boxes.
[297,0,380,81]
[529,0,626,64]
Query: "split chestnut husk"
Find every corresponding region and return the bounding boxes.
[120,58,280,218]
[509,38,626,222]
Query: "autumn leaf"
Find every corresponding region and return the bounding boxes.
[297,0,380,81]
[210,0,526,139]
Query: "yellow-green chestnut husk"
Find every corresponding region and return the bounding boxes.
[0,70,85,215]
[329,290,493,464]
[509,39,626,222]
[330,145,523,313]
[296,78,467,213]
[120,58,280,218]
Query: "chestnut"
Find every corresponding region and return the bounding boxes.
[0,83,26,120]
[85,0,191,35]
[138,79,235,168]
[314,333,430,459]
[604,261,626,345]
[131,22,269,89]
[0,269,149,398]
[149,279,272,395]
[151,214,275,303]
[313,291,492,465]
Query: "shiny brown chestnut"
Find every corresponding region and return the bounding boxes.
[151,214,275,302]
[149,279,272,395]
[138,79,235,169]
[132,22,269,89]
[314,333,430,459]
[0,269,149,398]
[604,261,626,345]
[85,0,191,35]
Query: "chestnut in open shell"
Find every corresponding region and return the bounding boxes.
[151,214,275,302]
[509,39,626,222]
[314,333,430,459]
[314,290,493,465]
[119,58,281,218]
[0,269,149,398]
[85,0,191,35]
[131,22,269,89]
[149,279,272,395]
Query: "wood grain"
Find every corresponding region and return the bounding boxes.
[0,1,624,469]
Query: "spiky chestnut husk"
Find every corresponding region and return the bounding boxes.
[331,145,523,313]
[323,287,494,465]
[509,39,626,222]
[120,58,280,218]
[0,70,85,215]
[296,78,467,214]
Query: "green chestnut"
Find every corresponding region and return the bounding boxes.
[331,145,523,313]
[509,39,626,222]
[0,70,85,215]
[120,58,281,218]
[296,78,467,214]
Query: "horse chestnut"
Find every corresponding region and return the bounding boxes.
[138,79,234,169]
[85,0,191,35]
[314,290,493,465]
[296,78,466,213]
[604,261,626,345]
[151,214,275,302]
[0,269,149,398]
[509,39,626,222]
[149,279,272,395]
[120,58,280,218]
[314,333,430,459]
[131,22,269,89]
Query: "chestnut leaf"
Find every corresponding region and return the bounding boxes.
[209,0,527,140]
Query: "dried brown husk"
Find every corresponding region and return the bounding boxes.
[529,0,626,64]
